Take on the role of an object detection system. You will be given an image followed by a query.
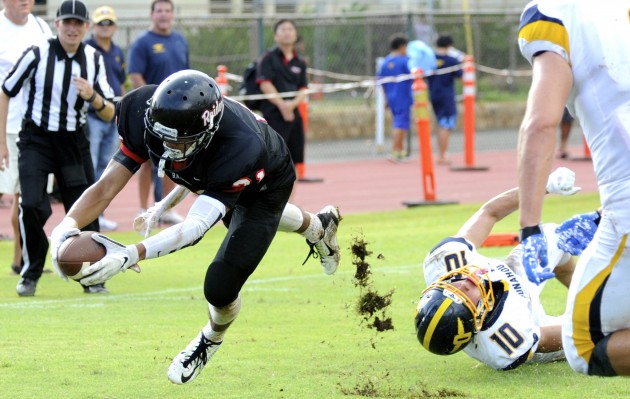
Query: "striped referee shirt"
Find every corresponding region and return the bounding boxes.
[1,37,114,132]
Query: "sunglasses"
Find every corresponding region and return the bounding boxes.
[96,20,115,27]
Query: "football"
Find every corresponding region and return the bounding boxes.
[57,231,106,281]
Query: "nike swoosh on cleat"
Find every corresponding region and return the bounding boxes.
[180,364,199,384]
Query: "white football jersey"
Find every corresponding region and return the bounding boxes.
[423,224,571,369]
[518,0,630,232]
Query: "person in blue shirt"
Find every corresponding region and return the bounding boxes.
[126,0,190,225]
[378,34,413,162]
[427,35,463,165]
[85,5,126,232]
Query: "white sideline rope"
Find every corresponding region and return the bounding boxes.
[223,62,532,102]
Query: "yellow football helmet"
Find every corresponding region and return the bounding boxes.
[414,265,495,355]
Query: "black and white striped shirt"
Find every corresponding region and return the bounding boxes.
[2,37,114,132]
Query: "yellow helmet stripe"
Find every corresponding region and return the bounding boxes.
[422,297,453,351]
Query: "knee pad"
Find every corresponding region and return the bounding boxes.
[588,334,617,377]
[204,260,245,308]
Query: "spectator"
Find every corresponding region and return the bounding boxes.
[49,70,341,384]
[0,0,115,296]
[0,0,52,275]
[85,5,125,231]
[556,107,574,159]
[517,0,630,376]
[427,35,463,165]
[378,33,413,162]
[127,0,188,224]
[257,19,308,194]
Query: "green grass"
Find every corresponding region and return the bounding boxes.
[0,193,625,398]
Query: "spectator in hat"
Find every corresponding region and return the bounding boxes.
[85,5,126,231]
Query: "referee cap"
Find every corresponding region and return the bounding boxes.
[56,0,89,22]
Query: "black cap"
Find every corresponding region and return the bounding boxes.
[56,0,89,22]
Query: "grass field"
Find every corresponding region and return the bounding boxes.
[0,192,626,398]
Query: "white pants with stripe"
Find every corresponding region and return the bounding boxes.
[562,212,630,374]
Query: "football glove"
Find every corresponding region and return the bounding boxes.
[520,226,555,285]
[79,233,141,285]
[556,211,601,256]
[133,185,190,237]
[546,167,581,196]
[50,217,80,280]
[133,206,160,238]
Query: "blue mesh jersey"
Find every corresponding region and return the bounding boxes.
[378,54,413,111]
[113,86,295,209]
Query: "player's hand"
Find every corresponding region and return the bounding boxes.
[556,211,601,256]
[50,218,80,280]
[133,205,161,237]
[520,227,554,285]
[546,167,581,196]
[79,234,140,285]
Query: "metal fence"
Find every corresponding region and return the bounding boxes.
[47,10,538,160]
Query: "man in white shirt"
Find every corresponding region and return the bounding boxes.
[0,0,52,274]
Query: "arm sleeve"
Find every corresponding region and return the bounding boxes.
[141,195,226,259]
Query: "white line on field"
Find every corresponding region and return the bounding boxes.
[0,264,416,309]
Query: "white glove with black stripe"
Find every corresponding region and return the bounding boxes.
[79,233,141,285]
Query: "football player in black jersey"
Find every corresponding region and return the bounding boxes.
[49,70,340,384]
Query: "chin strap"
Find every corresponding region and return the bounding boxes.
[157,146,178,178]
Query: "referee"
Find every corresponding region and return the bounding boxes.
[0,0,115,297]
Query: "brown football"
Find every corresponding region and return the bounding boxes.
[57,231,106,280]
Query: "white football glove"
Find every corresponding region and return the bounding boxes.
[546,167,581,196]
[79,233,141,286]
[133,206,161,237]
[50,217,80,280]
[133,185,190,237]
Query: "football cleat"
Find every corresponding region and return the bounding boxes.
[303,206,341,275]
[168,330,222,384]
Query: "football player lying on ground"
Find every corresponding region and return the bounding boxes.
[49,70,340,385]
[415,167,602,370]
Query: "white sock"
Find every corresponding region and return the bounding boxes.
[303,213,323,244]
[278,203,304,232]
[204,295,242,342]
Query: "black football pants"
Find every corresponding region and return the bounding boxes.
[17,122,99,282]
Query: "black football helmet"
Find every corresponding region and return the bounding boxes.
[414,265,495,355]
[144,70,224,175]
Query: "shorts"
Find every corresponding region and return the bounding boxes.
[391,106,411,130]
[0,133,20,194]
[436,115,457,130]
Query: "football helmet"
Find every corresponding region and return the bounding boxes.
[144,70,224,175]
[415,265,495,355]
